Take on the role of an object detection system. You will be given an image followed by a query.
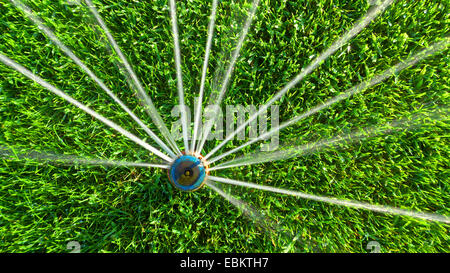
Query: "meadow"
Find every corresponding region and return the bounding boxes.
[0,0,448,252]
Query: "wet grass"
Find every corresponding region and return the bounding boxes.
[0,0,448,252]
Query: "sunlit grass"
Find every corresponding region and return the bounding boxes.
[0,0,448,252]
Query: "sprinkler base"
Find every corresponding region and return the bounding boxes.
[168,153,209,192]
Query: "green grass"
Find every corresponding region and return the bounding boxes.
[0,0,449,252]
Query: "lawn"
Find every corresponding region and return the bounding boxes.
[0,0,448,252]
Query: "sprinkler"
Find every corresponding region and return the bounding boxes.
[168,153,209,191]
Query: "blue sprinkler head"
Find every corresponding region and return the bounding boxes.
[168,154,208,192]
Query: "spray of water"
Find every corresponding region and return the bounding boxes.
[0,53,172,162]
[191,0,219,153]
[169,0,190,152]
[206,180,275,230]
[208,176,450,224]
[207,38,450,164]
[206,180,320,252]
[204,0,395,160]
[0,146,168,169]
[197,0,261,154]
[9,0,177,158]
[83,0,181,155]
[210,107,448,170]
